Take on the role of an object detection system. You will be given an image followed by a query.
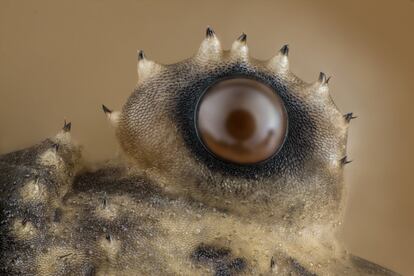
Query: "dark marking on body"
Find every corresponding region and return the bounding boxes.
[192,244,247,275]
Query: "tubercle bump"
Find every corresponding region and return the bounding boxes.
[130,27,348,132]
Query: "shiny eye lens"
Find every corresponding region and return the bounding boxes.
[196,78,288,164]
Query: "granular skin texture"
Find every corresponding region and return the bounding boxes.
[0,29,399,275]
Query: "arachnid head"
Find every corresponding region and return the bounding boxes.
[107,27,351,230]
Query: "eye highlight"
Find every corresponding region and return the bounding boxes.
[196,78,288,164]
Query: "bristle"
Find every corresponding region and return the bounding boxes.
[237,32,247,43]
[326,76,332,83]
[136,51,162,82]
[230,33,248,59]
[52,143,60,152]
[270,257,276,269]
[197,27,222,60]
[105,233,112,243]
[340,156,352,165]
[137,50,145,61]
[344,113,357,122]
[267,44,290,73]
[308,71,331,94]
[102,104,120,126]
[102,104,112,114]
[317,72,332,85]
[280,44,289,56]
[62,120,71,132]
[102,192,107,208]
[206,26,215,38]
[319,72,327,84]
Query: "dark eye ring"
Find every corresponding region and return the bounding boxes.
[195,77,288,165]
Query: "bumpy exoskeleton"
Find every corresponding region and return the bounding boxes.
[0,27,398,275]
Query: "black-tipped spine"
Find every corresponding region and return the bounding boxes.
[270,257,275,269]
[58,253,73,259]
[63,120,71,132]
[52,143,60,152]
[326,76,332,83]
[319,72,327,84]
[102,104,112,114]
[206,26,215,38]
[340,156,352,165]
[237,33,247,43]
[137,50,145,61]
[280,44,289,56]
[105,233,112,242]
[102,192,107,208]
[344,112,357,122]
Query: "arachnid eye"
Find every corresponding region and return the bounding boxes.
[196,78,288,164]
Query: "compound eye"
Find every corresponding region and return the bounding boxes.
[196,78,288,164]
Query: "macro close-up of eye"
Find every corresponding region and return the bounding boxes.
[196,78,288,164]
[0,1,412,275]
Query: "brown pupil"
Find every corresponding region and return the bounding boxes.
[196,78,287,164]
[226,109,256,141]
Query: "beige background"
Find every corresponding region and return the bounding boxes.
[0,0,413,274]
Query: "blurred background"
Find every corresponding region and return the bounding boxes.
[0,0,413,274]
